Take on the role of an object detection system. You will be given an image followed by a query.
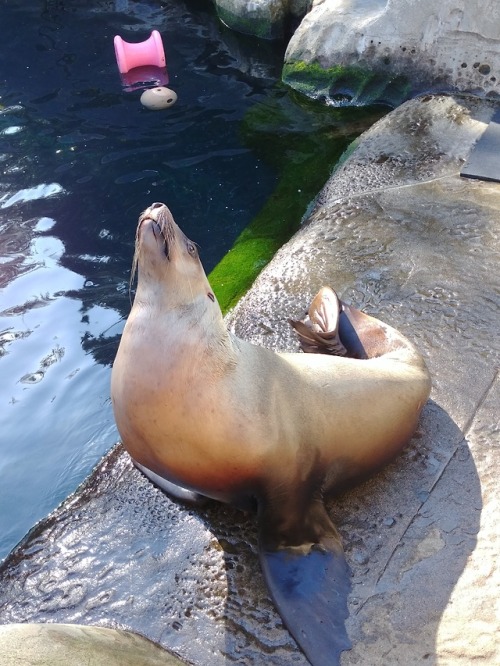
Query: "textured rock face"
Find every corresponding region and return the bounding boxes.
[0,95,498,665]
[284,0,500,105]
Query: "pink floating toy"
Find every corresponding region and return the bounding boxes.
[114,30,166,74]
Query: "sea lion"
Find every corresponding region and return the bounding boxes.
[111,202,431,666]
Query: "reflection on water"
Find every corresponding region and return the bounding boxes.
[0,0,284,560]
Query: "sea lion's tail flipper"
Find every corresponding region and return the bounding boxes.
[258,502,352,666]
[259,538,351,665]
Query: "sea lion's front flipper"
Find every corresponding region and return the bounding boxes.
[133,460,209,505]
[258,502,352,666]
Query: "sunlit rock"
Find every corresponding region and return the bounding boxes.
[284,0,500,105]
[0,624,188,666]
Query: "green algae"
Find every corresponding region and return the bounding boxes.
[208,88,385,312]
[282,61,411,107]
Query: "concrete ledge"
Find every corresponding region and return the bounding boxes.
[228,94,500,662]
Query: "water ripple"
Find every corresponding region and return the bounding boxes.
[115,170,159,185]
[0,183,65,209]
[166,148,250,169]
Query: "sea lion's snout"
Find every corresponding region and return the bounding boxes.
[136,203,203,281]
[137,202,176,260]
[140,201,167,224]
[139,202,171,233]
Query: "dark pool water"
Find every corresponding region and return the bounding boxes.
[0,0,285,561]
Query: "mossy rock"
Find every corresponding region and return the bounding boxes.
[282,61,411,107]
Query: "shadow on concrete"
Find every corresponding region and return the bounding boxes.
[334,400,481,664]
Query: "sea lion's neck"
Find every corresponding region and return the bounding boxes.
[133,283,238,370]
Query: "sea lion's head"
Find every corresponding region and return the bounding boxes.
[133,202,216,310]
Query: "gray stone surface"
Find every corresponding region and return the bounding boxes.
[0,94,498,665]
[284,0,500,105]
[0,623,189,665]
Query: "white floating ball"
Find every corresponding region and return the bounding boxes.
[140,87,177,110]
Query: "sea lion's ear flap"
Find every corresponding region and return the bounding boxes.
[258,535,352,666]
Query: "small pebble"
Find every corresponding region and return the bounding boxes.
[352,549,369,565]
[140,86,177,110]
[416,489,430,503]
[383,516,396,527]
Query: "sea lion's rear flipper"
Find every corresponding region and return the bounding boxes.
[133,460,208,505]
[289,287,348,356]
[290,286,397,360]
[258,502,352,665]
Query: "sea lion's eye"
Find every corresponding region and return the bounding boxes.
[187,242,197,257]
